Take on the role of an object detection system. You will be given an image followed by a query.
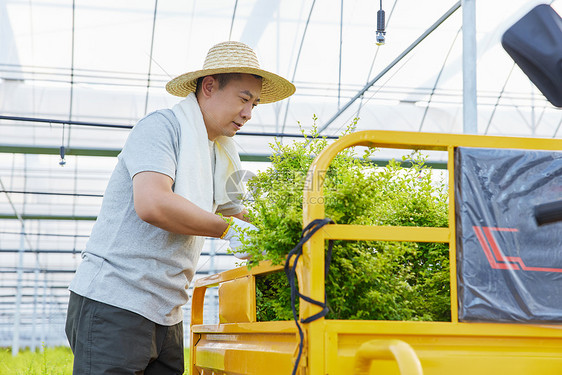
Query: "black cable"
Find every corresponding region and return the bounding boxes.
[0,267,76,274]
[284,218,334,375]
[0,115,339,138]
[0,249,82,254]
[0,190,103,198]
[0,115,133,129]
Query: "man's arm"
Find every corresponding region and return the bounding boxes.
[132,171,228,237]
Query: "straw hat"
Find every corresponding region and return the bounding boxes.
[166,41,295,104]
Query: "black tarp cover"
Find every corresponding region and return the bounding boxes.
[502,4,562,108]
[456,147,562,322]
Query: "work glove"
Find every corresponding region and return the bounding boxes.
[221,217,257,259]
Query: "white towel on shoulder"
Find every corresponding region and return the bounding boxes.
[171,92,243,212]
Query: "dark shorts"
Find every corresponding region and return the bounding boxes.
[65,291,184,375]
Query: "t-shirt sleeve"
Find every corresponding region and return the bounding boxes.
[216,200,244,216]
[119,111,179,181]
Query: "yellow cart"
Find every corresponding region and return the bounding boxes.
[190,130,562,375]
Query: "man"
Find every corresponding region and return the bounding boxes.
[65,41,295,375]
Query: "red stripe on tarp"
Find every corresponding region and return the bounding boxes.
[472,226,562,273]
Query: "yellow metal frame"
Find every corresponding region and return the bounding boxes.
[190,130,562,375]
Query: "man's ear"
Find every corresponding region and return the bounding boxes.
[200,75,217,98]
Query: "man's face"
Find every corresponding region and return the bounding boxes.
[201,73,262,140]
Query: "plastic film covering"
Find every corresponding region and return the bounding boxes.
[455,147,562,322]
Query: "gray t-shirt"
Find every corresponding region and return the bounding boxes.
[69,110,242,325]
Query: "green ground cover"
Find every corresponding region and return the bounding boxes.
[0,347,191,375]
[0,347,72,375]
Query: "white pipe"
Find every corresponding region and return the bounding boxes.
[462,0,478,134]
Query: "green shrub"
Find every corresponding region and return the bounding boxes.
[238,119,450,322]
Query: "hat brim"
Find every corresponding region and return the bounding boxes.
[166,67,295,104]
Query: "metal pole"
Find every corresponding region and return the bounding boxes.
[12,154,29,356]
[462,0,478,134]
[209,240,216,325]
[31,253,41,352]
[319,1,462,134]
[12,222,24,356]
[40,275,47,351]
[31,222,41,352]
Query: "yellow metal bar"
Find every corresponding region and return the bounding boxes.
[321,224,450,242]
[190,284,206,375]
[307,130,562,151]
[192,321,298,334]
[193,261,283,288]
[447,145,459,323]
[323,319,562,338]
[192,319,562,340]
[302,235,326,374]
[354,339,423,375]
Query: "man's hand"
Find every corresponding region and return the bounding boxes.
[230,209,250,222]
[222,217,257,259]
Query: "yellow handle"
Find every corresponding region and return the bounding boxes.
[354,339,423,375]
